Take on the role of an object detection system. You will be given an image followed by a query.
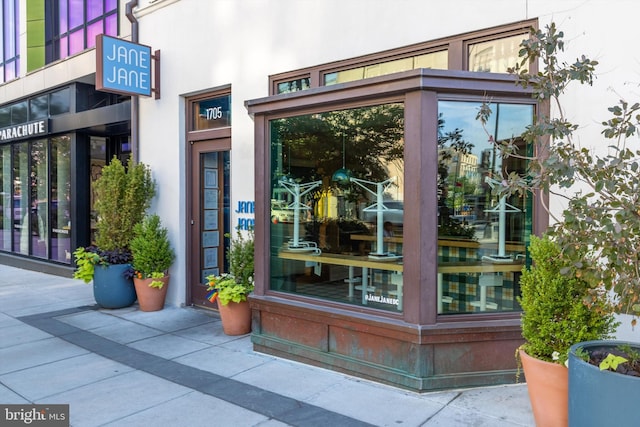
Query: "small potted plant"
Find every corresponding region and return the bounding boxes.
[517,234,616,427]
[206,229,254,335]
[73,156,155,309]
[130,214,175,311]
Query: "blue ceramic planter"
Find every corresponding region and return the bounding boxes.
[93,263,137,309]
[568,340,640,427]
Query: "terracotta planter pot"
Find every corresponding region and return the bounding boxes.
[133,275,170,312]
[218,300,251,335]
[519,348,568,427]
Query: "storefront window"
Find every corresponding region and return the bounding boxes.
[0,145,11,250]
[437,100,533,314]
[12,142,28,254]
[30,140,48,259]
[270,102,405,312]
[51,136,71,263]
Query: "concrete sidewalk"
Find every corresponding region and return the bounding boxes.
[0,264,534,426]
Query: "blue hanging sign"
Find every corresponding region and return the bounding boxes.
[96,35,155,97]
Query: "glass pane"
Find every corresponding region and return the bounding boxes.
[414,50,448,69]
[4,62,15,81]
[69,0,84,29]
[364,57,413,78]
[276,77,310,94]
[51,136,72,263]
[31,140,48,258]
[468,33,527,73]
[60,36,68,58]
[0,106,10,127]
[86,20,103,49]
[106,0,117,12]
[87,0,103,21]
[29,95,49,120]
[69,30,84,55]
[200,151,231,284]
[192,95,231,130]
[50,88,71,116]
[59,0,68,33]
[90,137,107,243]
[10,101,27,124]
[324,50,448,86]
[3,0,17,55]
[12,143,29,254]
[105,13,117,36]
[324,68,364,86]
[270,103,405,312]
[437,100,534,314]
[0,145,11,250]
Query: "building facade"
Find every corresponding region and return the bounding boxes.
[1,0,637,390]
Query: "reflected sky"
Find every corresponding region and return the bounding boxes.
[438,101,534,157]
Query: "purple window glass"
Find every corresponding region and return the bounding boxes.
[69,30,84,56]
[86,21,102,48]
[59,36,68,58]
[5,63,15,81]
[106,0,117,12]
[69,0,84,29]
[105,14,117,36]
[87,0,103,21]
[59,0,68,33]
[0,66,4,83]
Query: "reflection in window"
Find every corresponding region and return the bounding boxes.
[324,50,448,86]
[0,146,10,250]
[276,77,310,94]
[51,136,71,263]
[270,103,405,312]
[31,141,49,259]
[12,143,28,254]
[30,95,49,120]
[437,100,533,314]
[50,88,71,116]
[468,33,527,72]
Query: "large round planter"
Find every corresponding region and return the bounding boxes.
[93,264,137,309]
[133,275,170,312]
[569,340,640,427]
[519,348,568,427]
[218,300,251,335]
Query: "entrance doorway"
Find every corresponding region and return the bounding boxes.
[188,140,231,308]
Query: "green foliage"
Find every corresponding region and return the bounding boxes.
[72,246,102,283]
[519,235,617,365]
[481,23,640,316]
[207,230,255,305]
[93,156,155,253]
[599,354,628,371]
[131,214,175,288]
